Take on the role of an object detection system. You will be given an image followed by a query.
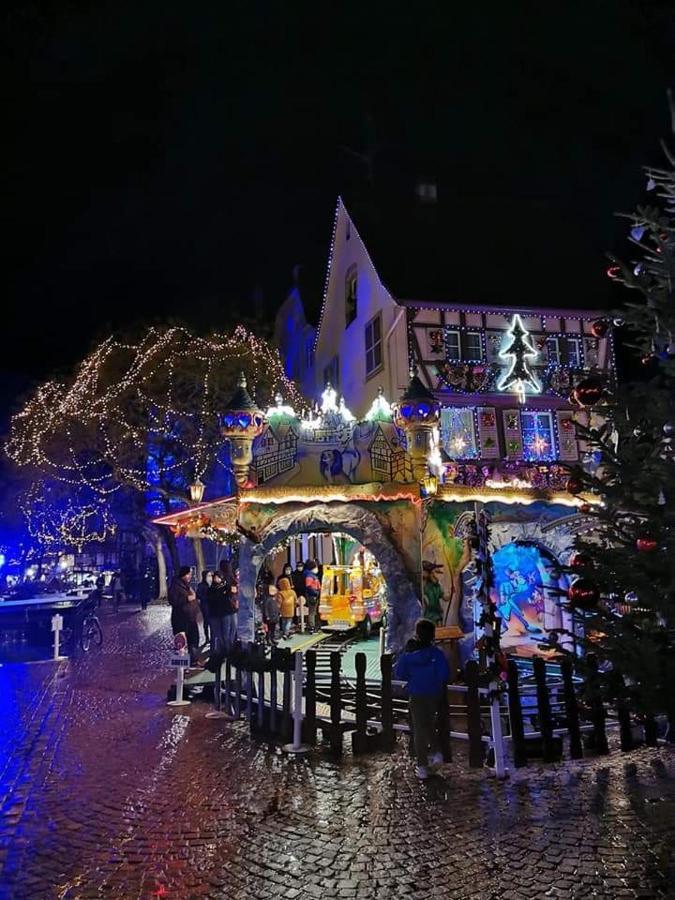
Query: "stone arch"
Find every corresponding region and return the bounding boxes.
[237,503,421,652]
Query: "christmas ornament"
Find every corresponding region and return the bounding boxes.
[613,317,625,327]
[566,475,584,495]
[606,265,621,279]
[658,489,666,506]
[570,551,592,569]
[568,579,599,610]
[624,591,638,604]
[633,262,645,277]
[647,177,656,191]
[630,224,646,241]
[578,503,593,514]
[572,377,605,407]
[636,537,658,552]
[591,319,609,338]
[663,423,674,437]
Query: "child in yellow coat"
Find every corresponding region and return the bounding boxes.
[277,577,297,640]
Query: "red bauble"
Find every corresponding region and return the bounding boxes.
[568,578,600,610]
[591,319,609,338]
[570,551,592,569]
[636,537,658,552]
[572,377,605,407]
[578,502,593,514]
[566,476,584,495]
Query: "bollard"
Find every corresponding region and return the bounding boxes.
[507,660,527,767]
[51,613,65,660]
[378,621,386,658]
[299,598,306,634]
[304,649,317,745]
[561,657,583,759]
[283,651,310,754]
[224,655,233,717]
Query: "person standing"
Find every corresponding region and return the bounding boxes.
[395,618,450,780]
[292,560,306,627]
[261,581,280,645]
[276,563,293,589]
[303,560,321,634]
[168,566,200,663]
[220,561,239,650]
[112,572,124,611]
[196,570,212,644]
[277,577,297,640]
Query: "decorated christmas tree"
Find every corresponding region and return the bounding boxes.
[563,103,675,726]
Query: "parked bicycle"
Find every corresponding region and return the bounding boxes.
[79,597,103,652]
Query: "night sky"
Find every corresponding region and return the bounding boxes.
[2,2,674,407]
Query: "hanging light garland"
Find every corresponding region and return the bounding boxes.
[5,326,303,501]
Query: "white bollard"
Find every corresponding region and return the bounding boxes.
[299,598,306,634]
[51,613,65,660]
[489,687,507,779]
[379,620,386,657]
[283,650,310,754]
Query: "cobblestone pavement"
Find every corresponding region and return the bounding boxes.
[0,607,673,900]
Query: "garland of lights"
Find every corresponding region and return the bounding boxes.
[19,481,116,553]
[6,326,303,502]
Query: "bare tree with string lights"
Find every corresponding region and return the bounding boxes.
[5,324,302,577]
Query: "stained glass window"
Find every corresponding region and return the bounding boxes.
[521,410,555,461]
[440,407,478,458]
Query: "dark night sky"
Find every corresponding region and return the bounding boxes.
[2,2,674,409]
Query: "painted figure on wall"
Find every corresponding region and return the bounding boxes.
[319,448,360,484]
[422,561,444,625]
[421,503,473,627]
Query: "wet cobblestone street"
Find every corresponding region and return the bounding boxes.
[0,606,673,899]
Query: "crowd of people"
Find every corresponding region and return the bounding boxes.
[166,557,326,662]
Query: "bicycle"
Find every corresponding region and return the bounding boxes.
[80,605,103,652]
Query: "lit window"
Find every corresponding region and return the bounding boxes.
[323,355,340,389]
[345,265,357,327]
[446,330,461,359]
[463,332,482,361]
[365,314,383,377]
[521,411,555,461]
[546,337,560,365]
[440,407,479,458]
[566,338,582,368]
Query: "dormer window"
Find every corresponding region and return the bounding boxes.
[345,264,357,327]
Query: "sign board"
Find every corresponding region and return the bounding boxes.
[170,654,190,668]
[434,625,464,641]
[51,614,64,632]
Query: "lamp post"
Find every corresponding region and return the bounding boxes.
[188,477,205,505]
[392,368,441,482]
[220,373,265,488]
[417,473,439,609]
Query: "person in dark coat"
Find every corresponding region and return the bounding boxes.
[168,565,199,662]
[303,560,321,633]
[208,568,239,653]
[196,570,211,644]
[261,582,280,645]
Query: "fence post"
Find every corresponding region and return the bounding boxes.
[438,684,452,763]
[284,651,310,755]
[561,657,583,759]
[224,654,233,717]
[281,648,293,742]
[234,641,243,719]
[489,690,506,778]
[304,649,317,745]
[352,652,368,755]
[329,650,343,756]
[206,656,231,720]
[246,643,255,733]
[256,644,265,732]
[644,714,658,747]
[586,654,609,755]
[269,648,279,736]
[465,660,484,768]
[507,660,527,768]
[379,652,395,753]
[533,657,557,763]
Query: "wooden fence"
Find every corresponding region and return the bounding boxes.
[174,642,672,775]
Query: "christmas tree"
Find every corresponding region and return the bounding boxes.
[562,102,675,726]
[498,315,540,403]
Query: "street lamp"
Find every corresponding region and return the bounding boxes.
[420,472,438,498]
[188,477,205,505]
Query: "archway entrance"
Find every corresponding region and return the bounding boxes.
[237,502,421,652]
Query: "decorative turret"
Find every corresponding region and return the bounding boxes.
[392,368,440,481]
[220,373,265,487]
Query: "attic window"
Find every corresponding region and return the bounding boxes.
[345,264,357,327]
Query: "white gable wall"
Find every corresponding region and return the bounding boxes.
[314,200,405,417]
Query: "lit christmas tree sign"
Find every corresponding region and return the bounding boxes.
[497,315,541,403]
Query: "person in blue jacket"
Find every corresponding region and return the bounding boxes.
[395,618,450,780]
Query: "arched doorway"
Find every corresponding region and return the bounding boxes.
[237,502,421,651]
